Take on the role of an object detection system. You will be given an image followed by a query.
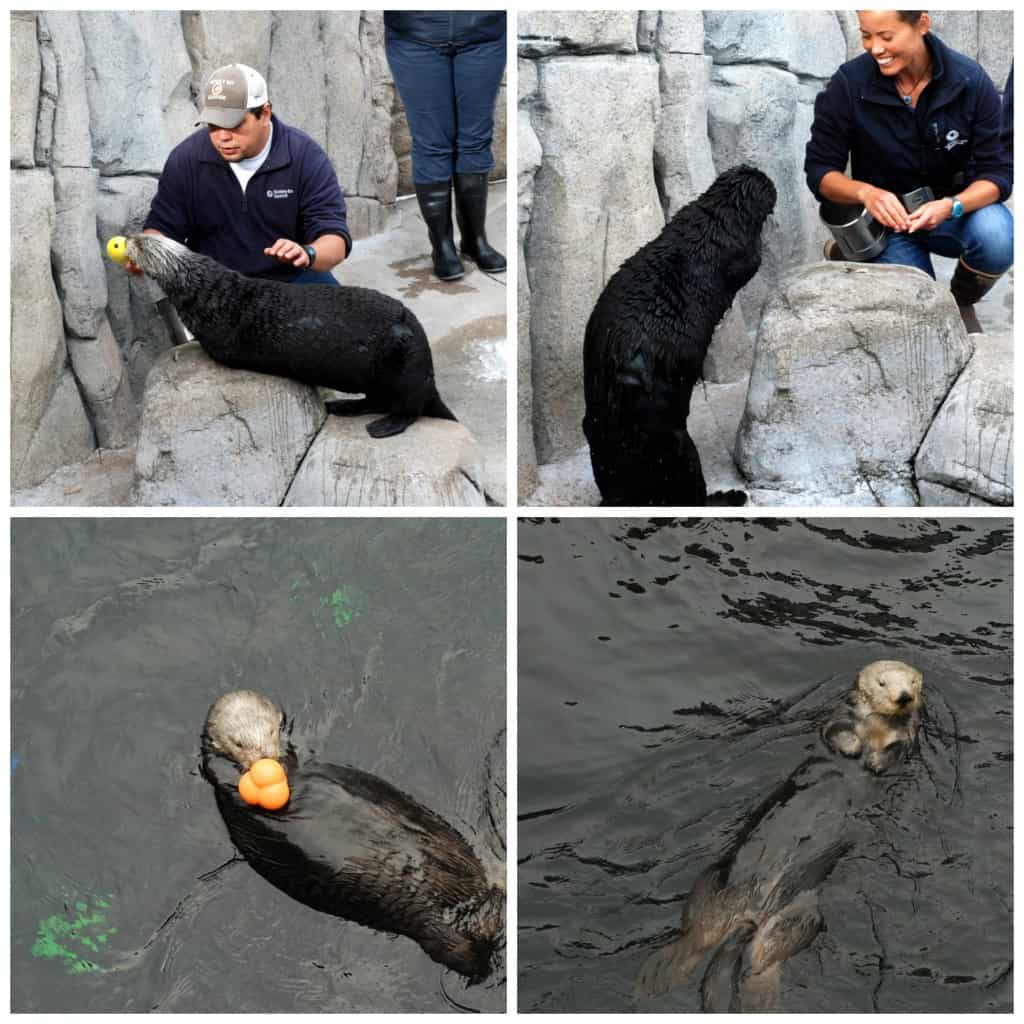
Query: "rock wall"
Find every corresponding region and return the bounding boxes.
[519,9,1014,482]
[11,10,507,491]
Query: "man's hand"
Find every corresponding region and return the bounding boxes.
[906,198,954,234]
[125,260,144,276]
[264,238,310,267]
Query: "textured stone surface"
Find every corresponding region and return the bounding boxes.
[652,11,705,55]
[526,54,663,463]
[36,12,92,168]
[133,344,326,506]
[11,170,68,489]
[518,11,639,58]
[916,331,1013,505]
[736,263,974,502]
[17,369,96,489]
[66,317,138,449]
[704,10,846,77]
[285,416,486,507]
[180,10,273,102]
[11,12,41,169]
[80,12,195,175]
[13,447,136,507]
[52,167,107,338]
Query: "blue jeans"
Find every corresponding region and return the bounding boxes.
[871,202,1014,278]
[385,31,506,183]
[291,268,340,287]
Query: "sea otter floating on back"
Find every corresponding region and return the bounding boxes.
[118,233,457,439]
[201,690,504,979]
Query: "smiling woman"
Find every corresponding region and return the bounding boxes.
[805,10,1013,332]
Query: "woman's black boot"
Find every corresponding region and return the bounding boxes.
[950,257,1003,334]
[414,180,465,281]
[453,172,507,272]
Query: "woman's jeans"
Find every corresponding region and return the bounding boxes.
[871,202,1014,278]
[385,31,506,184]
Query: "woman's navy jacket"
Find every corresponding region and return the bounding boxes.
[383,11,506,48]
[145,115,351,282]
[805,32,1011,203]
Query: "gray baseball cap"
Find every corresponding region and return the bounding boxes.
[196,63,269,128]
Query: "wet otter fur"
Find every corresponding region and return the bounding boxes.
[821,659,923,774]
[201,691,503,979]
[126,234,456,438]
[582,165,777,506]
[636,660,925,1010]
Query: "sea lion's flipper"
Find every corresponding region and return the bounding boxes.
[635,936,705,999]
[424,392,458,422]
[366,413,416,438]
[700,921,756,1012]
[326,397,381,416]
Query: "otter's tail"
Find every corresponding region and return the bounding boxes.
[425,391,458,423]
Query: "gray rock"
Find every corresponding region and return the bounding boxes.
[345,196,401,242]
[80,11,195,175]
[133,343,326,506]
[67,316,138,448]
[517,99,542,500]
[708,64,814,320]
[916,480,1002,507]
[915,330,1012,505]
[736,263,974,503]
[95,175,173,396]
[978,12,1014,92]
[525,446,601,508]
[11,12,41,169]
[284,416,487,507]
[929,15,979,62]
[180,10,273,101]
[652,11,705,55]
[266,13,327,145]
[527,54,664,463]
[704,11,846,78]
[517,11,638,58]
[17,369,96,489]
[702,305,752,384]
[52,167,108,338]
[36,12,92,168]
[13,447,136,507]
[655,53,715,217]
[325,12,397,203]
[11,169,69,488]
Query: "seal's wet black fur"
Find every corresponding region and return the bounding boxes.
[583,165,776,505]
[127,235,456,438]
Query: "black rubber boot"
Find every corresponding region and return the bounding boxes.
[414,180,465,281]
[949,257,1003,335]
[453,172,506,272]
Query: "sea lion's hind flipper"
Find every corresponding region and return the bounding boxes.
[700,921,756,1012]
[366,413,416,438]
[634,931,705,999]
[325,396,382,416]
[424,391,458,422]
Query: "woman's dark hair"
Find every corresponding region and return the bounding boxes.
[897,11,924,24]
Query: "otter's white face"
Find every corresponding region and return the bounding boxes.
[857,659,923,717]
[205,690,284,770]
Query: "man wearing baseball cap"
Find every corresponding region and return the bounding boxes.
[137,63,351,285]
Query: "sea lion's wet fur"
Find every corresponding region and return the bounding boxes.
[582,164,776,506]
[201,691,503,979]
[126,234,456,438]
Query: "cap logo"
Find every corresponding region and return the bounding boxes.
[210,82,224,97]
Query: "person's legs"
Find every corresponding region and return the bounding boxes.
[385,31,463,280]
[290,269,340,287]
[451,34,507,271]
[925,204,1013,333]
[869,231,936,277]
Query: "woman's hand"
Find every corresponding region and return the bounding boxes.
[906,198,954,233]
[858,185,911,231]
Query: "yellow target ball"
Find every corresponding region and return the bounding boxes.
[106,236,129,265]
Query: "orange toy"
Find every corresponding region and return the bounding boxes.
[238,758,290,810]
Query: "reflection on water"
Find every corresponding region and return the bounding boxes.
[518,518,1011,1013]
[13,518,506,1013]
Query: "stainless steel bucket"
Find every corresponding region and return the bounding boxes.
[819,200,888,262]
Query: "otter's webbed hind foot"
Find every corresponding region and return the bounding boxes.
[635,934,705,999]
[367,413,416,438]
[700,921,757,1012]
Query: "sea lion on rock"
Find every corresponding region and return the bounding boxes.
[583,165,777,506]
[201,690,504,979]
[125,233,456,438]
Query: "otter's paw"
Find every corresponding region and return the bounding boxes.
[822,723,862,758]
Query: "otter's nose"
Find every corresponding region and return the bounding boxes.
[896,691,913,707]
